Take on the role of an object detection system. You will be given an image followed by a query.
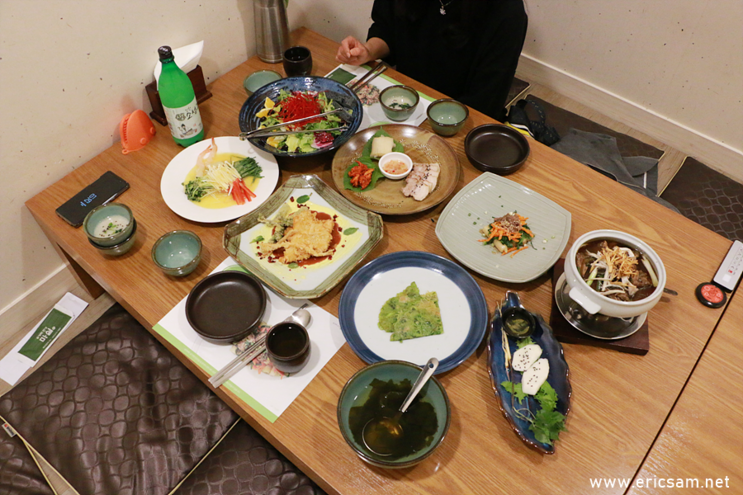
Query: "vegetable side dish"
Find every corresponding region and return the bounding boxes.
[378,282,444,342]
[500,336,567,446]
[255,90,346,153]
[182,138,263,208]
[480,212,534,257]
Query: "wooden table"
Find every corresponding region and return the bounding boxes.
[26,28,733,495]
[626,290,742,494]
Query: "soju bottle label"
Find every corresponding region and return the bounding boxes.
[164,97,203,140]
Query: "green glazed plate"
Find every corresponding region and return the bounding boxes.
[223,175,383,299]
[435,172,571,283]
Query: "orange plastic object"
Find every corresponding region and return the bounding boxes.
[120,109,156,154]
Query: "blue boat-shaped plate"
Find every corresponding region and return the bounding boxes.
[487,295,572,454]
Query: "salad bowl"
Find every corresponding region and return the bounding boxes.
[238,76,363,158]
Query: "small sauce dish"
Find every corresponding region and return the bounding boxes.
[378,152,413,180]
[427,98,468,137]
[83,203,134,247]
[88,219,138,257]
[380,85,420,122]
[151,230,202,277]
[243,69,282,96]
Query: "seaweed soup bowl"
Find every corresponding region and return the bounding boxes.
[337,360,450,469]
[563,230,666,318]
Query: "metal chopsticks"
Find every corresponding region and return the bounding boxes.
[208,334,268,388]
[348,61,388,92]
[239,108,345,140]
[209,303,310,388]
[241,125,349,140]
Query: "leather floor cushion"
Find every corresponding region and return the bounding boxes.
[0,304,238,495]
[526,95,664,160]
[176,420,325,495]
[0,423,54,495]
[661,156,743,241]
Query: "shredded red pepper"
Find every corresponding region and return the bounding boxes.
[278,91,323,129]
[230,179,256,205]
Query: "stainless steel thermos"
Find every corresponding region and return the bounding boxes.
[254,0,290,63]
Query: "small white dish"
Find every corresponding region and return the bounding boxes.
[378,152,412,180]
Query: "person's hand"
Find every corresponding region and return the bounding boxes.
[336,36,372,66]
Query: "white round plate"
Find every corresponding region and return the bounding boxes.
[338,251,488,374]
[160,136,280,223]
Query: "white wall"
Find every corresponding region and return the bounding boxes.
[0,0,256,316]
[1,0,741,325]
[290,0,743,175]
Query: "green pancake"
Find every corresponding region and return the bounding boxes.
[378,282,444,342]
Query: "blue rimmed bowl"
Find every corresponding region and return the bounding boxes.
[238,76,362,158]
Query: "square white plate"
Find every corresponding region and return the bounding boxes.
[435,172,571,283]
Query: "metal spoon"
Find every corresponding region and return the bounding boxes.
[209,304,311,388]
[362,357,439,456]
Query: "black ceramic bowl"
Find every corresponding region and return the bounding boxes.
[266,322,311,374]
[464,124,530,175]
[185,271,267,344]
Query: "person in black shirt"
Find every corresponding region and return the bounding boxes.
[336,0,527,121]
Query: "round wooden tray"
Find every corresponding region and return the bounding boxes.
[331,124,460,215]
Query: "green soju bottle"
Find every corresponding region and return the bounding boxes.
[157,45,204,147]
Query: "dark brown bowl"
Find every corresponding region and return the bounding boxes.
[464,124,530,175]
[185,271,266,344]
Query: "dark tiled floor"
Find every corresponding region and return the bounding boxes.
[661,157,743,241]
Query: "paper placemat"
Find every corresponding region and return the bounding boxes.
[153,257,346,422]
[327,64,434,130]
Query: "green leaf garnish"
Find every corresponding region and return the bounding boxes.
[343,227,358,235]
[500,381,528,404]
[296,194,311,204]
[530,409,567,446]
[516,336,536,348]
[250,235,264,243]
[343,129,404,192]
[535,381,558,413]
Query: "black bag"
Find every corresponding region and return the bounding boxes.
[507,99,561,146]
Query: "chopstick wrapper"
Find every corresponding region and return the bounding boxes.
[326,63,435,129]
[153,257,346,423]
[0,292,89,385]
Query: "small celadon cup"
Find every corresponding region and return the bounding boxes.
[83,203,134,247]
[380,85,420,122]
[427,98,469,137]
[243,70,282,96]
[151,230,202,277]
[88,219,138,257]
